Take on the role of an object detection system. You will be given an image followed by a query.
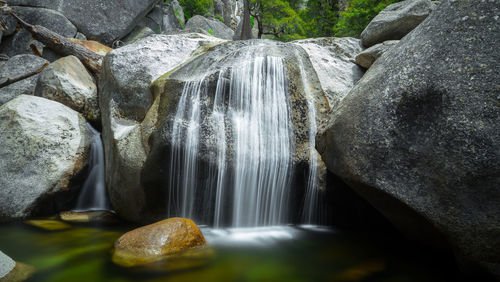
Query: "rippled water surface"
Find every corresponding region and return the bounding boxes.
[0,221,464,282]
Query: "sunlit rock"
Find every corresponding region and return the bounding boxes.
[112,218,207,267]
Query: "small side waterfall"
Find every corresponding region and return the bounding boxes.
[298,57,326,225]
[74,125,111,211]
[167,54,294,227]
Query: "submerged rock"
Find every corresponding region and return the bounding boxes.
[59,210,118,224]
[354,40,399,69]
[99,33,224,222]
[185,15,234,40]
[0,95,92,221]
[35,55,100,122]
[318,0,500,277]
[25,219,71,231]
[360,0,434,47]
[112,218,206,267]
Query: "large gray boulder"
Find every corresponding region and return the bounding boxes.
[293,37,365,110]
[6,0,158,45]
[99,33,224,222]
[318,0,500,277]
[0,251,15,279]
[0,54,48,106]
[355,40,399,69]
[35,55,99,122]
[185,15,234,40]
[360,0,434,47]
[0,95,92,221]
[13,6,77,38]
[162,0,185,32]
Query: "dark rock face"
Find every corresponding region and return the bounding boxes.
[318,0,500,277]
[354,40,399,69]
[360,0,434,47]
[13,6,77,37]
[6,0,157,45]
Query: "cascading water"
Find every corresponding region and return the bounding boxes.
[74,125,111,211]
[298,57,325,225]
[167,53,294,227]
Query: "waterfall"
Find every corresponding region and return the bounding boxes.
[298,57,326,225]
[74,125,111,211]
[167,54,294,227]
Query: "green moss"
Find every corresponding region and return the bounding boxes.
[214,14,224,23]
[207,28,215,36]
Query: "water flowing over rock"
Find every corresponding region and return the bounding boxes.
[0,95,92,221]
[143,40,329,227]
[360,0,434,47]
[317,0,500,277]
[99,33,224,222]
[35,55,100,122]
[73,125,110,212]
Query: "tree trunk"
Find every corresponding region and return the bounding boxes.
[7,11,103,74]
[240,0,252,40]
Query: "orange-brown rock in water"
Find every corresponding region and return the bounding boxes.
[112,217,206,267]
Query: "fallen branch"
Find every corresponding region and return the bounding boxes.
[3,6,103,74]
[0,61,49,88]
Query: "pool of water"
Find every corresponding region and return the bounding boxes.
[0,220,466,282]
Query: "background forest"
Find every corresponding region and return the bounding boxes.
[172,0,401,41]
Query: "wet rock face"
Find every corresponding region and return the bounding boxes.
[360,0,434,47]
[99,33,224,223]
[318,0,500,277]
[142,39,329,224]
[0,95,92,221]
[112,218,206,267]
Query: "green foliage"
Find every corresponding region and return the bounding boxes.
[250,16,255,29]
[179,0,214,20]
[214,14,224,23]
[299,0,339,38]
[207,28,215,36]
[333,0,400,37]
[249,0,306,41]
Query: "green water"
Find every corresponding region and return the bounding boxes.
[0,221,465,282]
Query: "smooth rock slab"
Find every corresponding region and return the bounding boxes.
[360,0,434,47]
[35,55,99,122]
[293,37,365,110]
[112,218,206,267]
[0,95,92,221]
[354,40,399,69]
